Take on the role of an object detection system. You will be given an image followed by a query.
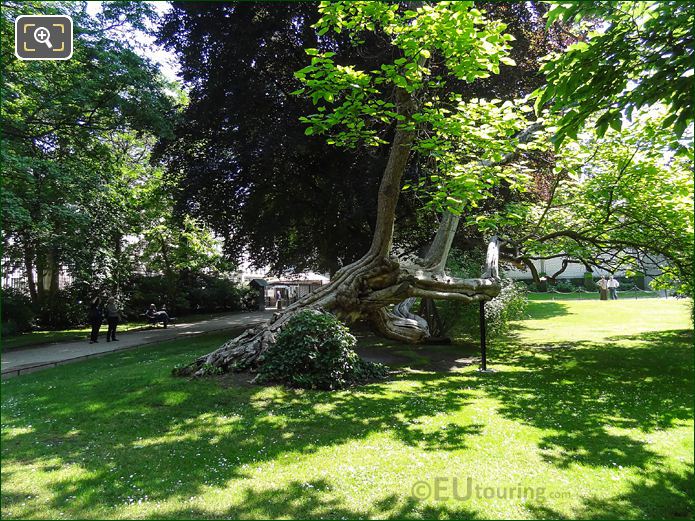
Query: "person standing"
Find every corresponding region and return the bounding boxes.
[87,297,103,344]
[598,276,608,300]
[104,296,121,342]
[607,275,620,300]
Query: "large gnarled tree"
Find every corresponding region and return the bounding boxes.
[175,1,537,376]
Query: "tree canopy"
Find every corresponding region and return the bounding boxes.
[535,1,694,145]
[158,2,564,274]
[1,2,218,323]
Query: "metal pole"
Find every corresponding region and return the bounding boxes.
[479,300,487,371]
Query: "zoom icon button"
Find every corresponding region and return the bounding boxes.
[15,15,73,60]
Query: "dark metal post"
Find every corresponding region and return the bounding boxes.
[479,300,487,371]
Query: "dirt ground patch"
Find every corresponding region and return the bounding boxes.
[355,334,481,372]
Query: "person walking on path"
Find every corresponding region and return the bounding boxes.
[607,275,620,300]
[104,296,121,342]
[87,297,103,344]
[598,276,608,300]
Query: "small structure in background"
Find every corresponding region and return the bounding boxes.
[265,273,329,308]
[249,279,268,311]
[235,261,329,310]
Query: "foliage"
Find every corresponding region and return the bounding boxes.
[1,2,231,325]
[295,2,542,217]
[1,1,176,319]
[1,285,90,332]
[583,272,596,291]
[158,3,565,271]
[437,249,528,340]
[124,272,248,318]
[484,279,528,336]
[1,288,35,336]
[552,280,578,293]
[525,281,544,293]
[536,1,694,146]
[186,274,249,314]
[256,310,387,390]
[44,287,91,330]
[157,4,388,275]
[497,108,693,297]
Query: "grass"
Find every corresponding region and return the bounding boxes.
[1,299,692,519]
[1,312,230,351]
[527,290,660,301]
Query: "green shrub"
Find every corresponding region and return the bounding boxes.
[187,273,246,312]
[482,279,528,336]
[525,281,541,292]
[1,288,35,336]
[553,280,578,293]
[438,248,528,341]
[124,272,246,317]
[42,287,88,329]
[438,280,528,341]
[256,310,387,390]
[617,279,637,291]
[583,272,597,291]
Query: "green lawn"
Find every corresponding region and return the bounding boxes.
[1,313,230,351]
[1,322,151,350]
[527,290,660,301]
[1,300,692,519]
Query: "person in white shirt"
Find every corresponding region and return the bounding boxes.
[607,275,620,300]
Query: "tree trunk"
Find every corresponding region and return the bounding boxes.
[23,242,37,305]
[175,250,498,376]
[35,250,60,325]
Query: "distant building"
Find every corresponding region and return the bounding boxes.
[503,254,664,289]
[234,259,329,307]
[1,264,72,293]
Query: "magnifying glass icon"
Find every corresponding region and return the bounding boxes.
[34,26,53,49]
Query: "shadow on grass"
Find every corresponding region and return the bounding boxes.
[145,479,481,519]
[528,465,694,520]
[2,328,693,519]
[2,332,485,517]
[475,329,693,471]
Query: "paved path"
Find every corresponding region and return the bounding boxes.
[1,311,274,378]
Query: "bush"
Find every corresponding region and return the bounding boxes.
[42,287,89,329]
[553,280,578,293]
[124,272,247,318]
[187,273,247,312]
[525,281,540,292]
[256,310,388,390]
[583,272,597,291]
[124,275,175,317]
[438,279,528,341]
[482,279,528,337]
[437,248,529,341]
[1,288,35,336]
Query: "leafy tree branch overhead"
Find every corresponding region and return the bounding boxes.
[535,1,693,145]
